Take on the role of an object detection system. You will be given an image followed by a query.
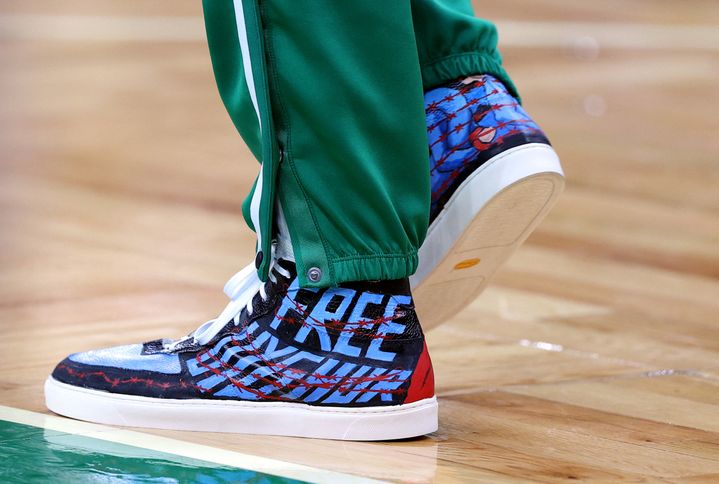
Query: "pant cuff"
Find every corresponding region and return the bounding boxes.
[328,252,418,287]
[421,51,520,102]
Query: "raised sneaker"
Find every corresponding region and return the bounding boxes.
[45,258,437,441]
[411,74,565,328]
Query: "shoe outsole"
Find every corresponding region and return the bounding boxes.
[411,143,565,329]
[44,377,438,441]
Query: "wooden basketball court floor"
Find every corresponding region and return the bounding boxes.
[1,1,718,481]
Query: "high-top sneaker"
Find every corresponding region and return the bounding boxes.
[45,259,437,441]
[411,75,565,328]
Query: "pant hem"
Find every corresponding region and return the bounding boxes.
[421,51,520,102]
[328,252,418,287]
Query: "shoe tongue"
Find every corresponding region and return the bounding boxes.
[274,202,295,263]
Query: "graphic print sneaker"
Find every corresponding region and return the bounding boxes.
[411,75,565,328]
[45,259,437,441]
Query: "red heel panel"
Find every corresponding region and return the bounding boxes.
[405,342,435,403]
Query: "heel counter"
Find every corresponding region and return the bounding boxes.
[405,342,435,403]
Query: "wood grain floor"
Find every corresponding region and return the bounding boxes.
[1,1,718,481]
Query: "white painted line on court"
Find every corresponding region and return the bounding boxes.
[0,15,718,51]
[0,405,385,484]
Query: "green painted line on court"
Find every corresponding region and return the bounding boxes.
[0,419,302,483]
[0,406,384,484]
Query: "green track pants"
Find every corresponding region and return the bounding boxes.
[202,0,516,288]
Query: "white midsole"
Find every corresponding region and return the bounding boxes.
[44,377,438,441]
[411,143,564,288]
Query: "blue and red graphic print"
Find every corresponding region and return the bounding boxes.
[52,272,433,408]
[425,75,550,221]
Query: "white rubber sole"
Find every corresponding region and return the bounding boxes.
[44,377,438,441]
[411,143,565,329]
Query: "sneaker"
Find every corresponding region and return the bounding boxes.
[45,258,437,441]
[411,75,565,328]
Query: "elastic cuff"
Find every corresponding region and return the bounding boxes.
[326,252,418,288]
[421,51,521,102]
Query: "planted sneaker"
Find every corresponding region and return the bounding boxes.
[45,259,437,441]
[411,75,565,328]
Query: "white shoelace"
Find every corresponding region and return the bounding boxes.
[168,259,291,348]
